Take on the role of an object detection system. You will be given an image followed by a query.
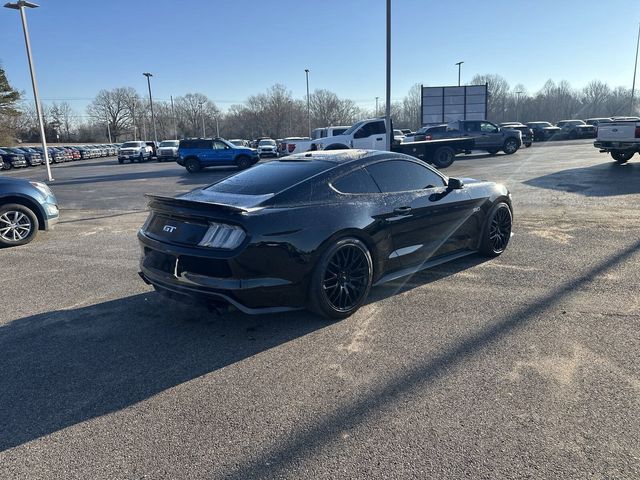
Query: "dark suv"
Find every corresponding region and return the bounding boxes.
[178,138,260,173]
[444,120,522,155]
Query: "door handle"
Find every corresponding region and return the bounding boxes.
[393,206,412,215]
[376,137,383,141]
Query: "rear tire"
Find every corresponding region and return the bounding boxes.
[185,158,202,173]
[611,150,634,164]
[0,203,39,247]
[524,142,532,148]
[432,146,455,168]
[479,202,512,257]
[118,158,124,164]
[308,237,373,320]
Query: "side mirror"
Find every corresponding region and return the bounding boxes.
[447,178,464,190]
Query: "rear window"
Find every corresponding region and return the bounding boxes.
[205,160,333,195]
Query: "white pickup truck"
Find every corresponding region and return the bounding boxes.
[284,126,350,155]
[594,120,640,163]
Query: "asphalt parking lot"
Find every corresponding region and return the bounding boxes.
[1,141,639,479]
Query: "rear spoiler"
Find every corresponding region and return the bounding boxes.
[144,194,253,213]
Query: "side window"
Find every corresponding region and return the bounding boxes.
[365,160,446,193]
[370,121,386,135]
[332,168,381,194]
[464,122,479,132]
[480,122,498,133]
[354,124,370,139]
[213,140,228,150]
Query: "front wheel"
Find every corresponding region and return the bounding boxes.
[0,204,39,247]
[479,202,512,257]
[503,138,519,155]
[308,238,373,320]
[432,146,455,168]
[611,150,634,164]
[236,155,252,170]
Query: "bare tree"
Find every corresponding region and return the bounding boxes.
[87,87,138,141]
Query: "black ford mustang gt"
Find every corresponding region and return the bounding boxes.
[138,150,513,319]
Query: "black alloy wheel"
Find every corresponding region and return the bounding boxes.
[310,238,373,319]
[480,202,512,257]
[0,204,39,247]
[503,138,519,155]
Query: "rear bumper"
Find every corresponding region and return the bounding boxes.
[137,231,307,314]
[594,141,639,151]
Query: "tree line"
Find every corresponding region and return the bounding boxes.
[1,67,637,145]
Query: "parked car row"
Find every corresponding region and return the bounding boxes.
[0,144,122,170]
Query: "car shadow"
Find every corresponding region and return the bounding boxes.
[0,253,489,452]
[0,293,328,452]
[524,160,640,196]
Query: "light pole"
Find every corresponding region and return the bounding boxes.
[199,101,206,137]
[214,116,220,137]
[4,1,52,181]
[170,95,177,139]
[455,61,464,87]
[515,91,523,122]
[305,68,311,137]
[143,72,157,143]
[385,0,391,150]
[631,23,640,115]
[375,96,379,116]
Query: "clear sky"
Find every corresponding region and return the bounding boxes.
[0,0,638,115]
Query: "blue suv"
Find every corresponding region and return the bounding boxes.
[178,138,259,173]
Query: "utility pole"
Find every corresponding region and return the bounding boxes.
[305,68,311,137]
[455,61,464,87]
[4,1,53,181]
[143,72,157,143]
[515,91,523,122]
[106,118,112,143]
[199,101,206,137]
[170,95,177,139]
[375,96,379,116]
[385,0,391,150]
[631,23,640,115]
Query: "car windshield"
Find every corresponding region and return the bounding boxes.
[204,160,334,195]
[258,139,276,146]
[121,142,141,148]
[159,141,179,147]
[0,148,7,154]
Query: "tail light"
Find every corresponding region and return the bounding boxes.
[425,135,433,140]
[288,144,295,153]
[635,127,640,138]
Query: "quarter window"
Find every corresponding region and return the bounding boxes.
[365,160,445,193]
[332,168,381,194]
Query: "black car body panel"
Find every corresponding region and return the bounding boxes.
[138,150,511,313]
